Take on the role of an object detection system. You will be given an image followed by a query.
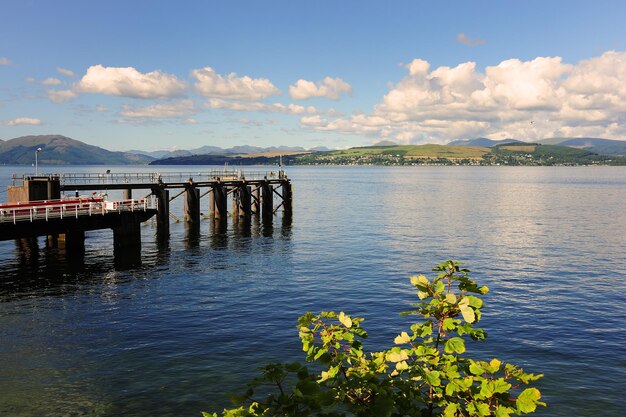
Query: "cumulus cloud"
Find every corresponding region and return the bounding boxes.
[57,67,76,77]
[456,33,485,47]
[6,117,42,126]
[289,77,352,100]
[299,51,626,143]
[119,99,196,119]
[75,65,187,99]
[0,57,11,65]
[192,67,280,100]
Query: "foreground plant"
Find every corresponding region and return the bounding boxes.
[205,261,545,417]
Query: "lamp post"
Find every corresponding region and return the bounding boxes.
[35,147,42,176]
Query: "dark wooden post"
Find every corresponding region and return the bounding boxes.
[232,187,240,218]
[240,184,252,217]
[213,183,227,219]
[154,187,170,238]
[113,213,141,268]
[65,229,85,254]
[184,186,200,223]
[282,180,292,215]
[262,181,273,221]
[253,185,261,215]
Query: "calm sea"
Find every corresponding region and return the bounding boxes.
[0,165,624,416]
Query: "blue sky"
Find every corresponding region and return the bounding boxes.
[2,0,626,150]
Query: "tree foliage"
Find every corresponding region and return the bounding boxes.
[205,261,545,417]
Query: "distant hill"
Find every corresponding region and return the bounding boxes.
[538,137,626,156]
[373,140,398,147]
[448,138,522,147]
[0,135,154,165]
[128,144,307,159]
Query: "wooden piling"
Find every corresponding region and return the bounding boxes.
[154,187,170,237]
[282,180,293,215]
[240,185,252,217]
[232,187,240,218]
[113,213,141,268]
[262,181,273,221]
[213,184,227,219]
[184,187,200,223]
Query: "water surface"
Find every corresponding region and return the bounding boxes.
[0,165,625,416]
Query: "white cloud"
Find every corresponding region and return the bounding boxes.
[75,65,187,99]
[119,99,196,119]
[48,89,78,103]
[26,77,63,86]
[299,51,626,143]
[0,57,11,66]
[289,77,352,100]
[57,67,76,77]
[192,67,280,100]
[6,117,42,126]
[95,105,109,112]
[456,33,485,47]
[207,98,333,115]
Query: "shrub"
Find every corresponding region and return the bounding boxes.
[205,261,544,417]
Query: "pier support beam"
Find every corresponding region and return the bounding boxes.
[209,189,215,218]
[113,213,141,269]
[282,180,293,216]
[239,184,252,217]
[184,186,200,223]
[212,184,228,220]
[253,186,261,215]
[64,229,85,254]
[262,182,273,221]
[154,188,170,238]
[231,188,240,218]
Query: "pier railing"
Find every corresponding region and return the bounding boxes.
[12,169,286,186]
[0,197,158,225]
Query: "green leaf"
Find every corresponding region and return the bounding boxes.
[371,395,394,417]
[444,403,460,417]
[445,293,457,304]
[495,406,516,417]
[443,318,457,331]
[458,299,476,323]
[517,388,542,413]
[394,331,411,344]
[338,311,352,328]
[444,337,466,354]
[410,274,429,287]
[424,370,441,386]
[387,347,409,363]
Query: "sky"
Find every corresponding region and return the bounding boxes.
[2,0,626,151]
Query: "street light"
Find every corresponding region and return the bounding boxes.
[35,147,42,176]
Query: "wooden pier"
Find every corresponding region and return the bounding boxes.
[2,169,293,266]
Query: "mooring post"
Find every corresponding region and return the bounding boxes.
[253,185,261,215]
[261,181,273,221]
[153,187,170,238]
[113,213,141,268]
[208,188,215,218]
[184,186,201,223]
[123,189,132,200]
[213,183,228,219]
[282,180,293,216]
[232,187,240,218]
[240,184,252,217]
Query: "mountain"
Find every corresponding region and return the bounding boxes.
[448,138,522,147]
[538,137,626,156]
[0,135,154,165]
[128,144,307,159]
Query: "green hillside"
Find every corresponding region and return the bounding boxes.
[0,135,154,165]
